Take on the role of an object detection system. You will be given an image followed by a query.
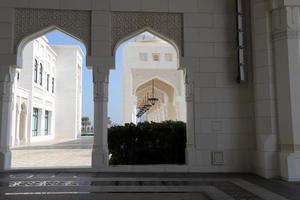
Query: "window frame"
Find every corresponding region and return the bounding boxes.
[152,53,160,61]
[32,108,39,136]
[45,110,49,135]
[39,63,43,86]
[46,74,50,91]
[34,59,38,83]
[52,77,55,93]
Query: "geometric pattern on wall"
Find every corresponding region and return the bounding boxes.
[112,12,183,56]
[14,8,91,55]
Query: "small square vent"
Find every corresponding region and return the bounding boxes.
[211,151,224,166]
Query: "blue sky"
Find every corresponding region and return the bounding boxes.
[46,30,123,125]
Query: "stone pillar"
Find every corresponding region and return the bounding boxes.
[14,105,20,145]
[20,106,28,144]
[0,66,16,170]
[92,66,109,169]
[184,65,196,165]
[271,5,300,181]
[250,0,279,179]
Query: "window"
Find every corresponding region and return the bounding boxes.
[32,108,39,136]
[34,59,38,83]
[165,53,173,62]
[45,111,49,135]
[139,53,148,61]
[52,77,55,93]
[152,53,160,61]
[46,74,50,91]
[39,63,43,86]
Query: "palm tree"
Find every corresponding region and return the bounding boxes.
[81,117,91,132]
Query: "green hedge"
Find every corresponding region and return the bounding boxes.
[108,121,186,165]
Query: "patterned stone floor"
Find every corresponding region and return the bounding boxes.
[0,173,299,200]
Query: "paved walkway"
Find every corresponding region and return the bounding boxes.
[0,173,299,200]
[11,137,93,169]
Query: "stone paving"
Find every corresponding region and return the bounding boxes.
[0,173,299,200]
[11,137,93,169]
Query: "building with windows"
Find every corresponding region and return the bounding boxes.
[122,32,186,124]
[11,36,83,146]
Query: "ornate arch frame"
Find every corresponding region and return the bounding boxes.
[14,8,91,63]
[111,12,184,57]
[2,8,195,171]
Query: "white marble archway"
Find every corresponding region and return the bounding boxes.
[0,7,195,173]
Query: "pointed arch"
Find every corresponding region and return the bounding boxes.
[16,25,88,68]
[113,28,181,58]
[134,76,179,97]
[14,8,91,58]
[135,78,175,102]
[111,12,183,56]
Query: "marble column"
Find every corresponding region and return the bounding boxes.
[92,66,109,169]
[184,66,196,165]
[14,104,20,145]
[271,4,300,181]
[0,66,16,170]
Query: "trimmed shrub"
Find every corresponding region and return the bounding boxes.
[108,121,186,165]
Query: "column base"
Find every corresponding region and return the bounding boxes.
[186,146,197,165]
[279,151,300,181]
[253,151,279,179]
[0,150,11,171]
[92,146,109,170]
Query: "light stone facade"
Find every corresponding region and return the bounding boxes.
[12,37,57,145]
[121,33,186,124]
[0,0,300,182]
[11,36,83,147]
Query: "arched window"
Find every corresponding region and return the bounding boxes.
[34,59,38,83]
[52,77,55,93]
[39,63,43,86]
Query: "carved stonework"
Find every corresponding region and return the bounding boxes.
[93,67,109,102]
[0,67,16,103]
[112,12,183,56]
[184,68,194,103]
[272,6,300,40]
[14,8,91,55]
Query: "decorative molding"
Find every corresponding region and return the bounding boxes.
[111,12,183,56]
[272,6,300,40]
[93,67,109,102]
[0,67,16,102]
[280,144,300,152]
[184,65,195,103]
[14,8,91,55]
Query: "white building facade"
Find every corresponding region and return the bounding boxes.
[11,36,83,146]
[122,33,186,124]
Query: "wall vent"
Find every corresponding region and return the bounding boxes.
[211,151,224,165]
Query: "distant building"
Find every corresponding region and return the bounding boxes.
[122,32,186,124]
[11,36,83,146]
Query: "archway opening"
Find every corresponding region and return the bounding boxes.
[135,78,185,123]
[11,29,94,169]
[108,31,187,165]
